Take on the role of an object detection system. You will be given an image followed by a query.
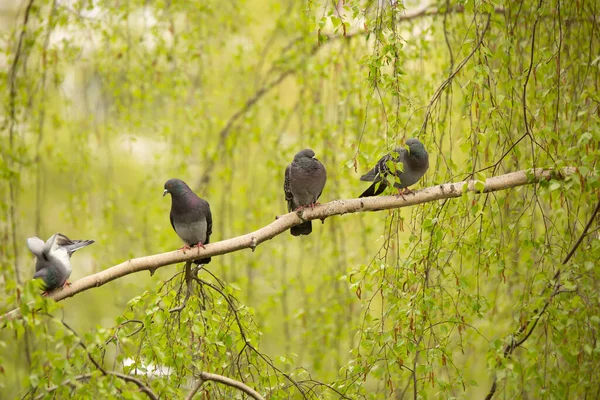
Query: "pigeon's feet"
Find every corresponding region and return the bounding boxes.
[194,243,206,250]
[62,281,72,288]
[308,202,321,209]
[395,188,412,200]
[293,205,306,212]
[179,244,192,253]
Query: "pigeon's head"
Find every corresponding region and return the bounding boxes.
[405,138,427,157]
[163,179,190,197]
[294,149,316,161]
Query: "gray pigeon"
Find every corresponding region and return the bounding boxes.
[284,149,327,236]
[27,233,94,292]
[359,138,429,198]
[163,178,212,265]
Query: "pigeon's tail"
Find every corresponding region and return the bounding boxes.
[359,182,386,198]
[65,239,95,254]
[291,221,312,236]
[193,257,211,265]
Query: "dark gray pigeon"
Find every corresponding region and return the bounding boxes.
[359,138,429,198]
[284,149,327,236]
[163,178,212,265]
[27,233,94,292]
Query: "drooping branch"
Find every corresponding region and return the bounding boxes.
[1,167,577,322]
[186,372,265,400]
[484,197,600,400]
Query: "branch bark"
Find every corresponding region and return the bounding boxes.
[1,167,576,322]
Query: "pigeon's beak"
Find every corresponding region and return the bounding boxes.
[162,189,168,197]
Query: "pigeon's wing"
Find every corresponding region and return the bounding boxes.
[360,153,392,182]
[204,202,212,245]
[53,233,73,247]
[284,164,294,212]
[359,181,388,198]
[52,232,94,253]
[361,148,407,182]
[44,234,72,270]
[62,239,94,254]
[27,237,45,258]
[313,159,327,202]
[169,211,177,233]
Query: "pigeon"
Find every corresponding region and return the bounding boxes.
[163,178,212,265]
[359,138,429,198]
[27,233,94,292]
[284,149,327,236]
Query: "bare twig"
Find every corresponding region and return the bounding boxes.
[1,167,577,322]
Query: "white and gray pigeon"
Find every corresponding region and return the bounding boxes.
[163,178,212,265]
[284,149,327,236]
[359,138,429,198]
[27,233,94,292]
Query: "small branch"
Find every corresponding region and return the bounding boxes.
[185,377,205,400]
[59,321,159,400]
[1,167,577,322]
[33,374,93,399]
[561,198,600,265]
[194,371,265,400]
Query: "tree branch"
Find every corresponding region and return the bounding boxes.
[1,167,577,322]
[186,372,265,400]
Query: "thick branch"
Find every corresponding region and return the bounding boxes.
[1,167,576,322]
[186,372,265,400]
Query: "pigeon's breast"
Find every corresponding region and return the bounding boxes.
[174,219,208,246]
[395,156,428,188]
